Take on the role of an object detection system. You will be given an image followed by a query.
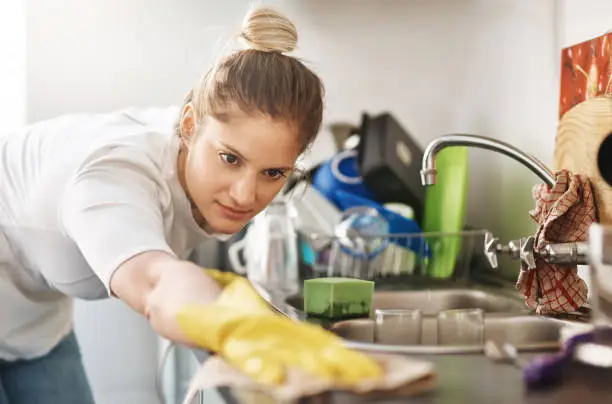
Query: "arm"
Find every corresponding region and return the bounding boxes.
[60,145,222,346]
[110,251,222,344]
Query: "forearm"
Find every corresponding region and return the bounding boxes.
[110,251,223,346]
[147,258,224,344]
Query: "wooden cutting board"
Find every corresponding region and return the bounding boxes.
[553,95,612,224]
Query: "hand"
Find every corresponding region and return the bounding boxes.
[178,272,383,386]
[202,268,243,288]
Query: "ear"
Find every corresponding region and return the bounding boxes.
[179,103,197,146]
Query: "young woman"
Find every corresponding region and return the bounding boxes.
[0,6,381,404]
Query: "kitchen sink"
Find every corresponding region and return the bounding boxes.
[330,314,574,354]
[284,288,528,316]
[273,287,589,354]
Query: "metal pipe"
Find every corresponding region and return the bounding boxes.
[420,134,555,187]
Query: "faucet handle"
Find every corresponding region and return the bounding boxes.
[484,232,500,269]
[501,236,537,270]
[518,236,537,270]
[483,234,537,270]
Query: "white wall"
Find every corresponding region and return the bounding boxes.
[25,0,562,403]
[559,0,612,47]
[293,0,560,242]
[26,0,562,246]
[0,1,26,132]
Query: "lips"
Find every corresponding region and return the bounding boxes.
[221,204,250,214]
[216,202,252,220]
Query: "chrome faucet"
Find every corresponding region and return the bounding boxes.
[419,134,587,269]
[420,134,556,188]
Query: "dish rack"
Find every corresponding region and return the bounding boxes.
[299,229,493,283]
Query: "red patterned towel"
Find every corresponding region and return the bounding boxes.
[516,170,597,314]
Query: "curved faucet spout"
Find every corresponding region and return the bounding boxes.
[420,134,555,188]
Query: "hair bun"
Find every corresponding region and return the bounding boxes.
[239,6,298,54]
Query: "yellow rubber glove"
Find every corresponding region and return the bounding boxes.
[202,268,243,288]
[178,270,383,386]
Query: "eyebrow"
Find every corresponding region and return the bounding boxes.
[219,142,248,162]
[219,141,294,171]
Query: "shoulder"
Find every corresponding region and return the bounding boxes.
[75,106,182,181]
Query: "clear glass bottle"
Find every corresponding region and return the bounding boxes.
[247,199,299,296]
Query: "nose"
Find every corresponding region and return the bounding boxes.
[228,173,257,207]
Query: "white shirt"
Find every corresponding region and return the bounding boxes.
[0,106,215,360]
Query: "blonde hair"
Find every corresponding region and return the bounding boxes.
[178,6,324,152]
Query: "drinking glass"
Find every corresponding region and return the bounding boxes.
[437,308,484,346]
[374,309,422,345]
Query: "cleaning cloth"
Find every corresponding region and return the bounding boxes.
[516,169,597,313]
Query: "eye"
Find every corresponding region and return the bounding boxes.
[219,153,239,166]
[264,169,286,180]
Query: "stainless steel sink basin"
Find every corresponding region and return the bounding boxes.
[331,314,575,354]
[285,288,527,315]
[372,289,526,314]
[276,288,588,354]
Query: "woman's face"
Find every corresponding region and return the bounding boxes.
[178,105,301,235]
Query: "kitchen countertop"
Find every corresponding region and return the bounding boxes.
[193,349,612,404]
[189,280,603,403]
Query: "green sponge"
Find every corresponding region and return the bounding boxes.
[303,277,375,319]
